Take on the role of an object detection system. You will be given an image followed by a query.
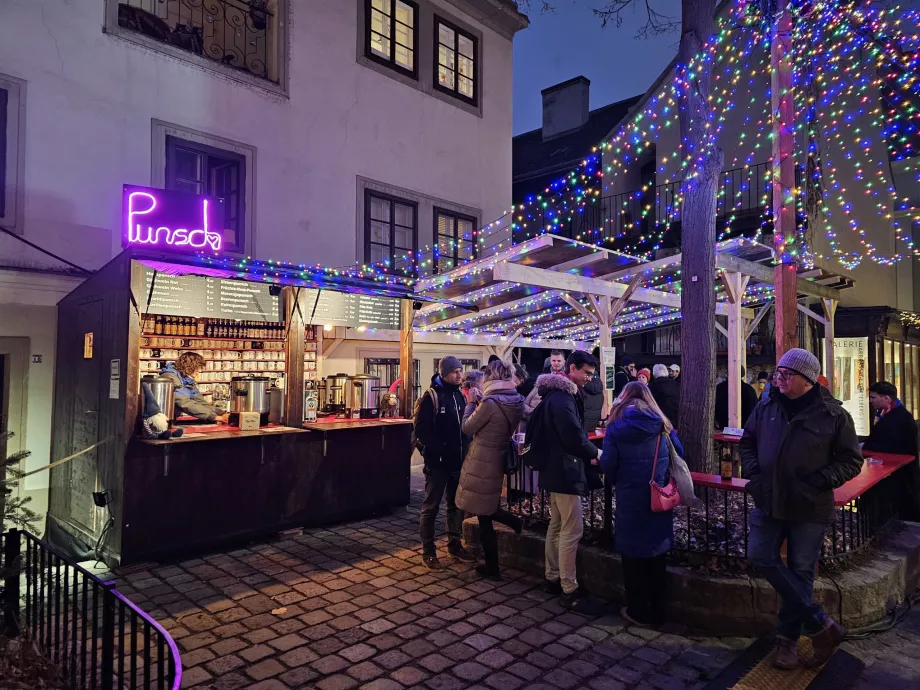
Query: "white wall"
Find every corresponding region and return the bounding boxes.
[0,0,516,271]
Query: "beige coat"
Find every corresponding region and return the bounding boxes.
[455,380,524,516]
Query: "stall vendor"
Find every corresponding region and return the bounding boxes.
[161,352,229,423]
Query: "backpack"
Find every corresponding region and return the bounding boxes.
[520,395,552,471]
[411,387,439,452]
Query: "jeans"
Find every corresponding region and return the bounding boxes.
[545,492,583,595]
[621,554,668,625]
[420,467,463,555]
[747,509,829,640]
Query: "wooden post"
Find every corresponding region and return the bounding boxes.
[399,300,416,419]
[772,7,799,359]
[596,296,613,416]
[282,287,306,425]
[720,271,750,429]
[822,298,838,393]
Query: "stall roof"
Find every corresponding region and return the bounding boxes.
[412,235,854,342]
[131,250,415,301]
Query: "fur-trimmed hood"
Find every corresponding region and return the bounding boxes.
[535,373,578,396]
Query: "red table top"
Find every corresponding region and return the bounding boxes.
[691,451,915,506]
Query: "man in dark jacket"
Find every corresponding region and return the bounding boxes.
[536,350,601,613]
[649,364,680,428]
[613,356,637,399]
[714,366,760,429]
[414,356,474,569]
[741,349,863,670]
[582,372,604,432]
[863,381,920,520]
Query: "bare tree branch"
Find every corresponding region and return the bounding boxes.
[594,0,679,38]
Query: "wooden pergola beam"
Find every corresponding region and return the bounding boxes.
[715,253,841,301]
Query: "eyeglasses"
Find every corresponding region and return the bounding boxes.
[775,368,800,380]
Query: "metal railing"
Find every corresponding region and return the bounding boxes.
[505,444,908,572]
[117,0,276,82]
[1,529,182,690]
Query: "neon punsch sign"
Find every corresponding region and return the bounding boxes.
[123,185,225,253]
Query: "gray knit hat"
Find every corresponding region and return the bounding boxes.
[777,348,821,384]
[439,356,463,377]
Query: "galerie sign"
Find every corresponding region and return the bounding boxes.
[123,185,225,254]
[823,337,870,436]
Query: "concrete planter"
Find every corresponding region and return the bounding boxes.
[462,518,920,636]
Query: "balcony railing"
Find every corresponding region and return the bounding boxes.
[117,0,276,82]
[518,162,773,246]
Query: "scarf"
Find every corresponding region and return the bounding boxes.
[482,379,517,396]
[876,397,902,421]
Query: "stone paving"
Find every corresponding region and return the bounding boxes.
[111,467,920,689]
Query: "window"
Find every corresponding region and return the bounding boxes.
[365,190,418,275]
[166,135,246,252]
[435,17,477,104]
[109,0,285,86]
[0,75,24,233]
[433,208,477,273]
[365,0,417,77]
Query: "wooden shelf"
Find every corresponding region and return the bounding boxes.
[143,333,287,342]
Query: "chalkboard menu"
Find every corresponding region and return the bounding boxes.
[141,268,402,329]
[141,268,280,322]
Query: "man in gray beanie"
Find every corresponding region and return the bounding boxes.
[741,348,863,670]
[414,356,474,568]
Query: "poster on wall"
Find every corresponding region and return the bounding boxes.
[601,347,617,392]
[824,337,870,436]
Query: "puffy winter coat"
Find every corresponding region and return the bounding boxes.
[535,374,599,495]
[413,374,469,472]
[649,376,680,429]
[740,385,863,523]
[601,406,683,558]
[160,365,218,422]
[582,375,604,433]
[456,380,524,515]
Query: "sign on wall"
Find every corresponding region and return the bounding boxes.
[826,337,870,436]
[123,185,225,254]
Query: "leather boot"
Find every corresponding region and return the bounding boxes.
[773,637,799,670]
[806,619,847,668]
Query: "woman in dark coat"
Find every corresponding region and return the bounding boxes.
[601,381,684,627]
[582,372,604,433]
[457,360,524,579]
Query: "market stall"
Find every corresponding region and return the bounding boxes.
[48,185,415,565]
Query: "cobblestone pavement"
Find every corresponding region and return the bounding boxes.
[112,467,919,689]
[842,603,920,689]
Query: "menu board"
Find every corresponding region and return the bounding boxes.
[141,268,280,321]
[302,288,402,330]
[141,268,401,329]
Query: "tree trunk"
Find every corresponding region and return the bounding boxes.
[677,0,722,473]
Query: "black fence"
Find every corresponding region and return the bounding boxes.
[1,529,182,690]
[505,452,907,572]
[117,0,276,82]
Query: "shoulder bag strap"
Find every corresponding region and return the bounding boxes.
[650,432,664,483]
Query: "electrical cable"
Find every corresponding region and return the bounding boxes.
[92,505,116,569]
[844,590,920,640]
[0,223,92,275]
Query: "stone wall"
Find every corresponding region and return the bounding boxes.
[462,519,920,636]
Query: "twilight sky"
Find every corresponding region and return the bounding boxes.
[512,0,683,134]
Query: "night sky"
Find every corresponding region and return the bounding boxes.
[512,0,683,134]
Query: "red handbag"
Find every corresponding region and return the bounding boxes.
[650,432,681,512]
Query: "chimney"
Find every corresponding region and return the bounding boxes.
[541,76,590,140]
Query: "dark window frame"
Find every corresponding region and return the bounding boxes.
[364,0,419,79]
[165,135,247,254]
[433,14,478,106]
[433,207,478,274]
[0,87,8,219]
[364,189,419,276]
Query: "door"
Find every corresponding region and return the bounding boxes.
[67,301,104,533]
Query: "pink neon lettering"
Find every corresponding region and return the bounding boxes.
[127,192,221,252]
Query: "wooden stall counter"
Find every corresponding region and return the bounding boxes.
[121,419,411,564]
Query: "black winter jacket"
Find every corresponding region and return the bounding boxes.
[582,376,604,433]
[413,374,469,471]
[535,374,599,495]
[714,379,760,429]
[613,368,634,399]
[863,404,919,457]
[649,376,680,429]
[740,386,863,523]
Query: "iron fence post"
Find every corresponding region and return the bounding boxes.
[3,528,21,636]
[101,583,116,690]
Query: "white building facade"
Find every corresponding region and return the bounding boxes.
[0,0,526,509]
